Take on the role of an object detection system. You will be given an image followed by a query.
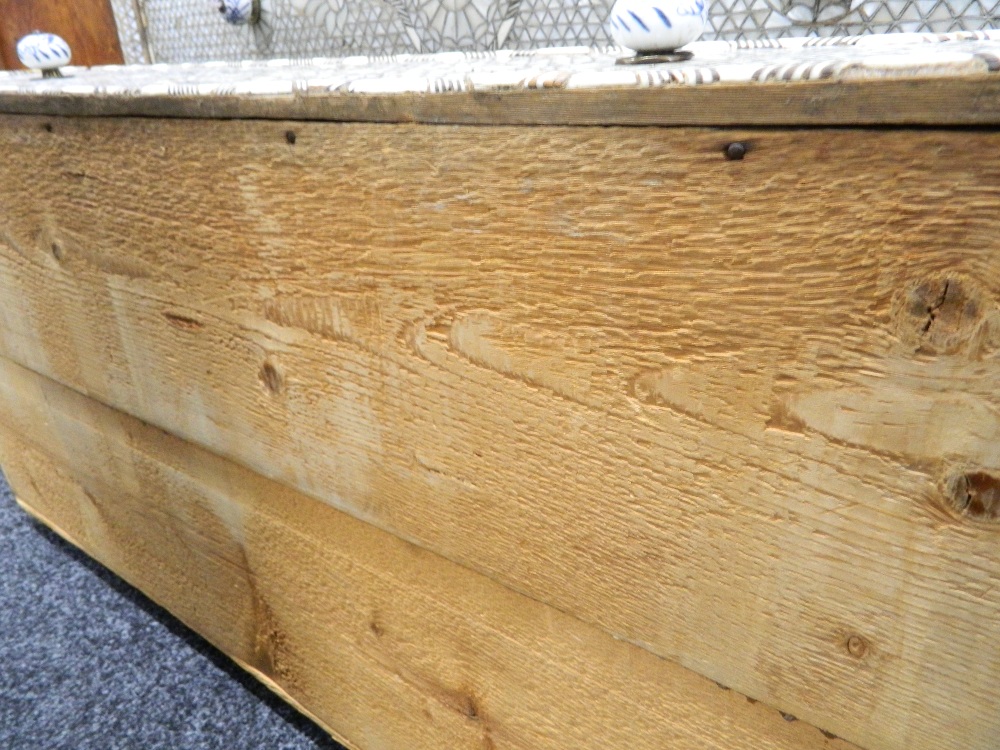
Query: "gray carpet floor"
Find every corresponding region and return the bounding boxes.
[0,471,345,750]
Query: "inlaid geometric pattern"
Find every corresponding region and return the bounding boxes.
[707,0,1000,39]
[506,0,614,48]
[108,0,152,63]
[129,0,999,63]
[140,0,411,61]
[3,31,998,97]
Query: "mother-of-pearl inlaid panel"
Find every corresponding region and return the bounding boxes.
[110,0,999,64]
[0,30,997,98]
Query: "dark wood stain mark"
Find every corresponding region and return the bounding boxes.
[259,361,283,395]
[163,311,205,331]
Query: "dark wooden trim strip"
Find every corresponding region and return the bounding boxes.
[0,75,998,126]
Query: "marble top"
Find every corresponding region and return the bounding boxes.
[0,30,996,99]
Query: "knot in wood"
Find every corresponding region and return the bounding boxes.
[944,470,1000,522]
[846,634,869,658]
[893,276,990,355]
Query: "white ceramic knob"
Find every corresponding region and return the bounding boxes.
[219,0,260,25]
[16,32,71,77]
[608,0,707,54]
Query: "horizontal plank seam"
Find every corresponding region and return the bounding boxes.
[0,355,849,744]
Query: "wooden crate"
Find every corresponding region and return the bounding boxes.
[0,36,998,750]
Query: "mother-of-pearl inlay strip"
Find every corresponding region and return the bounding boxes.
[122,0,1000,64]
[0,30,996,100]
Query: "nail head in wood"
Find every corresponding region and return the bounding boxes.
[725,142,747,160]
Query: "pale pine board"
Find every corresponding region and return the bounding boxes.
[0,355,851,750]
[0,115,998,750]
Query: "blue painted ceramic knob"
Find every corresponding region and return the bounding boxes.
[16,32,71,78]
[608,0,707,54]
[219,0,260,25]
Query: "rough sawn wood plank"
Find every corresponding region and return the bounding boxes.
[0,115,997,750]
[0,355,854,750]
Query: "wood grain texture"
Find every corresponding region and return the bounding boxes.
[0,0,123,70]
[0,355,853,750]
[0,115,998,750]
[0,75,999,126]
